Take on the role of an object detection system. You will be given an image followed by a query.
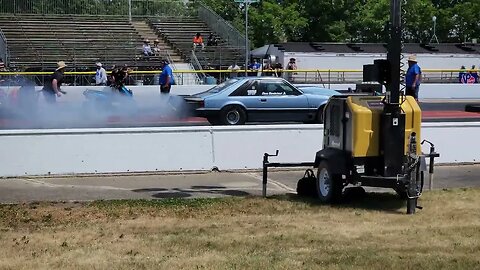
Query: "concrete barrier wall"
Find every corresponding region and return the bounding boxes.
[0,123,479,177]
[1,83,478,108]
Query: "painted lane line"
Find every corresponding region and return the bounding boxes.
[245,173,296,193]
[17,178,130,191]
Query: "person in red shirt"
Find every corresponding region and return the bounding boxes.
[193,32,204,50]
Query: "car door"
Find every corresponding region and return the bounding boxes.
[256,80,310,122]
[228,80,264,121]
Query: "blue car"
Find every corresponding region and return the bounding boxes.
[184,77,340,125]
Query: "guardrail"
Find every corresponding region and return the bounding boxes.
[190,51,206,83]
[0,69,477,86]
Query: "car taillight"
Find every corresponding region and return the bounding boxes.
[198,100,205,108]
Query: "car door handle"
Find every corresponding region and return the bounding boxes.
[260,99,267,102]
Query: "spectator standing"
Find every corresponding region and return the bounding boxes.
[286,58,297,82]
[248,60,261,76]
[274,62,283,78]
[159,59,175,94]
[469,65,478,83]
[262,62,274,76]
[193,33,205,50]
[206,33,218,46]
[143,39,154,56]
[95,62,107,86]
[42,61,67,104]
[405,55,422,100]
[228,62,240,78]
[459,65,467,83]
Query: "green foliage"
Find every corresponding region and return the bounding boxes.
[0,0,478,45]
[202,0,480,46]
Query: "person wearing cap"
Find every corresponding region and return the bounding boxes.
[159,60,175,94]
[95,62,107,86]
[405,55,422,100]
[42,61,67,103]
[143,39,153,56]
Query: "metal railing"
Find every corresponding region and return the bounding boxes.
[0,69,476,87]
[0,0,190,16]
[197,1,246,52]
[190,50,206,82]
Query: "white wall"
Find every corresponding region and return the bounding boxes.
[280,52,480,70]
[0,123,479,177]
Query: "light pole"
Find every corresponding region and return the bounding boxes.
[245,1,249,76]
[429,15,439,44]
[235,0,258,75]
[128,0,132,22]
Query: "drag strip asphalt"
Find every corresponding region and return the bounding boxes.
[0,164,479,204]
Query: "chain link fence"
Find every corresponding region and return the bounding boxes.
[0,0,192,17]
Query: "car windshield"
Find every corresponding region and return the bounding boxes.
[204,79,240,94]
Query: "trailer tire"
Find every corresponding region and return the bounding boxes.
[316,161,343,203]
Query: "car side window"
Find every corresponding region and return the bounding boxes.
[260,81,300,96]
[278,81,301,95]
[230,81,258,96]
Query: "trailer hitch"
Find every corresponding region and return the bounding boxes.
[262,150,315,197]
[421,140,440,190]
[263,150,279,197]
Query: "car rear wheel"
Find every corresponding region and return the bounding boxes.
[220,105,246,125]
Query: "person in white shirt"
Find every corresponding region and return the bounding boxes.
[228,63,240,78]
[95,62,107,86]
[143,40,153,56]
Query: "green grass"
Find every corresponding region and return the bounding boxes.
[0,188,479,269]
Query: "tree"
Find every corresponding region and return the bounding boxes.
[248,0,308,46]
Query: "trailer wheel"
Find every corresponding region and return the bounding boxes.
[316,161,343,203]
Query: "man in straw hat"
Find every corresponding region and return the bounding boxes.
[42,61,67,104]
[405,55,422,100]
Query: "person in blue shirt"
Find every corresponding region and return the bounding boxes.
[405,55,422,100]
[159,60,175,94]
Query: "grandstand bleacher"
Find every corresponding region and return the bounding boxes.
[0,13,244,73]
[0,14,155,70]
[149,17,244,69]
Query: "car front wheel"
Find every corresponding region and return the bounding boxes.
[220,105,246,125]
